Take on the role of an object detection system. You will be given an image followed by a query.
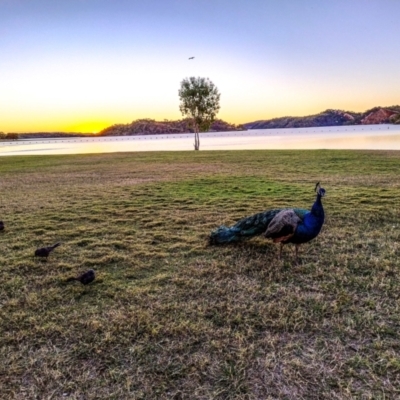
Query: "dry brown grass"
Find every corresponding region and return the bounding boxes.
[0,150,400,399]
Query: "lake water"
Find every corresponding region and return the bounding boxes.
[1,124,400,156]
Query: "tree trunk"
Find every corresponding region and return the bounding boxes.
[193,126,200,150]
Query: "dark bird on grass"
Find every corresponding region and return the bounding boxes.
[34,242,61,258]
[66,269,95,285]
[188,56,195,60]
[0,221,4,231]
[209,183,326,262]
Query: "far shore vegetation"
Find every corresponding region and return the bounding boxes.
[1,105,399,140]
[1,150,400,398]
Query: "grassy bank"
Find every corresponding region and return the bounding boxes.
[1,150,399,399]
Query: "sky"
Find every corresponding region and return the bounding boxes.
[0,0,399,133]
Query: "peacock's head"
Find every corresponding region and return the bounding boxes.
[315,182,326,197]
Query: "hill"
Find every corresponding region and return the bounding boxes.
[98,118,245,136]
[243,106,400,130]
[4,119,244,139]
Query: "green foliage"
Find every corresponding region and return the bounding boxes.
[179,77,221,150]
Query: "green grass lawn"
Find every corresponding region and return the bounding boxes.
[1,150,399,399]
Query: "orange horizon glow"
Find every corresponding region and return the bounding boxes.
[3,99,400,134]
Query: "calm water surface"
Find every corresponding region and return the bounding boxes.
[1,125,399,156]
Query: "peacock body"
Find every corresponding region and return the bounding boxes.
[209,208,309,244]
[209,183,326,260]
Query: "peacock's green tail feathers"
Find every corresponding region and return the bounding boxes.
[209,208,309,245]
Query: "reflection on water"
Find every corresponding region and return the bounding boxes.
[1,125,400,156]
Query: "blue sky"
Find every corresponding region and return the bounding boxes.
[0,0,399,132]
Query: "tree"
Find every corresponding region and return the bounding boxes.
[6,133,19,140]
[178,77,220,150]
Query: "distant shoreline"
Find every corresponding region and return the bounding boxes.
[19,124,399,138]
[2,105,399,139]
[2,122,398,141]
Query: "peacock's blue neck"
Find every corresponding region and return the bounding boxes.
[310,194,325,220]
[288,194,324,244]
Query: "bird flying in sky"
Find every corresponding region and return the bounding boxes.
[188,56,195,60]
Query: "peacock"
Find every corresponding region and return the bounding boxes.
[209,183,326,261]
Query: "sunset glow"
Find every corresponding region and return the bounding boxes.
[1,1,399,133]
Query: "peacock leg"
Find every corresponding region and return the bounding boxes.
[295,244,300,264]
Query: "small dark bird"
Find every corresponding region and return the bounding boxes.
[209,182,326,262]
[0,221,4,231]
[34,242,61,258]
[188,56,195,60]
[66,269,95,285]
